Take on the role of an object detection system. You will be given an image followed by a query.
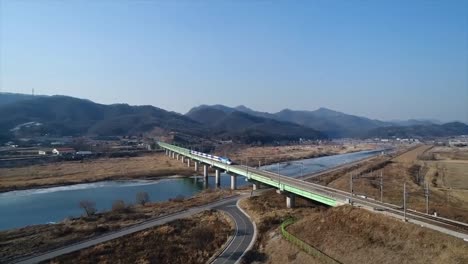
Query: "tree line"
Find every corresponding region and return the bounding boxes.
[79,191,150,217]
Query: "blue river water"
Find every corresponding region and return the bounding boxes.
[0,149,382,230]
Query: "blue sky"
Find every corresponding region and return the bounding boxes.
[1,0,467,122]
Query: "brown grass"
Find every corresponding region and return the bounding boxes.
[239,190,325,264]
[0,153,194,192]
[288,206,468,264]
[48,210,232,264]
[0,189,234,263]
[240,190,468,264]
[308,145,468,223]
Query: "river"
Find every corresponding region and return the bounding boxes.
[0,149,382,230]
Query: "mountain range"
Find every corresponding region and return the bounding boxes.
[0,93,467,144]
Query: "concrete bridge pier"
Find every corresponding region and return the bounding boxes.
[252,182,261,191]
[286,193,296,208]
[176,154,180,160]
[215,169,221,187]
[194,161,199,172]
[230,174,237,190]
[187,159,191,167]
[203,165,208,182]
[181,156,185,163]
[171,152,175,159]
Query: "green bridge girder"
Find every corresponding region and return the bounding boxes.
[158,142,337,207]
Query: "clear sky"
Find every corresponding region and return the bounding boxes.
[1,0,467,122]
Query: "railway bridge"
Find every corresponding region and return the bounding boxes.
[159,142,341,207]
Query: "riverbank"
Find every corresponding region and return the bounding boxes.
[0,153,195,192]
[0,189,235,263]
[0,145,378,193]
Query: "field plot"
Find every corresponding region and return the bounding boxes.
[0,153,194,192]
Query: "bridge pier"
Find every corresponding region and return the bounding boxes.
[194,161,198,172]
[171,152,175,159]
[165,149,168,155]
[215,169,220,187]
[187,159,191,167]
[286,193,296,208]
[176,154,180,160]
[230,174,237,190]
[252,182,261,191]
[203,165,208,182]
[181,156,185,163]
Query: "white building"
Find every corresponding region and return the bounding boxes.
[52,148,76,155]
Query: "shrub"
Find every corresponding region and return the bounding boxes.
[79,200,97,216]
[112,200,126,212]
[136,192,150,205]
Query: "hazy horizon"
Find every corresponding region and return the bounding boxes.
[1,1,467,123]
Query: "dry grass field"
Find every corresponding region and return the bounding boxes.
[288,206,468,264]
[239,190,326,264]
[311,145,468,222]
[0,189,233,263]
[0,153,194,192]
[49,210,232,264]
[240,190,468,264]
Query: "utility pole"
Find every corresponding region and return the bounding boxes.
[350,173,354,205]
[380,171,383,203]
[425,182,430,214]
[277,162,281,187]
[417,167,419,185]
[403,182,407,222]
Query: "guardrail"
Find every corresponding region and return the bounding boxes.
[281,218,341,264]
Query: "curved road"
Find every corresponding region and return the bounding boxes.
[212,199,255,264]
[13,195,255,264]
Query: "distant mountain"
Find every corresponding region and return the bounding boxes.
[188,104,467,138]
[0,95,205,138]
[366,122,468,138]
[192,105,393,138]
[390,119,442,126]
[186,104,237,115]
[2,93,463,144]
[0,94,324,145]
[0,92,47,106]
[186,107,326,143]
[233,105,277,119]
[273,108,393,138]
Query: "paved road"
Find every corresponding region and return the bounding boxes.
[14,195,255,264]
[211,199,255,264]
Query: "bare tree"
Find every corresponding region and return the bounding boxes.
[136,192,150,205]
[79,200,96,216]
[112,200,126,212]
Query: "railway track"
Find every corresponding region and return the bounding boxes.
[251,166,468,236]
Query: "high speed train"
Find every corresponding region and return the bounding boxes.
[190,150,233,165]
